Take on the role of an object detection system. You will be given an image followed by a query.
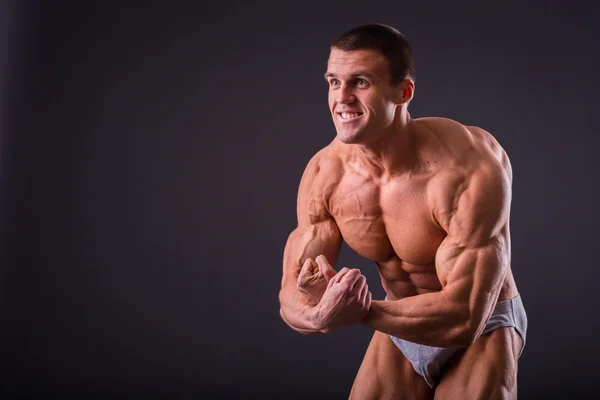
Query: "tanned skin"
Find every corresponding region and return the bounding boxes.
[279,48,523,399]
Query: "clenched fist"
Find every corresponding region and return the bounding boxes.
[297,255,337,302]
[315,267,372,333]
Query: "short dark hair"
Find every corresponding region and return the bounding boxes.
[331,24,415,85]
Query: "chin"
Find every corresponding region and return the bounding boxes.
[336,132,356,144]
[336,127,367,144]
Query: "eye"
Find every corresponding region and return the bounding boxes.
[329,79,340,87]
[356,78,368,87]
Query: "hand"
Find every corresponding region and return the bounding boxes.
[297,255,337,303]
[315,267,371,333]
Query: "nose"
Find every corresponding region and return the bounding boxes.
[336,84,356,104]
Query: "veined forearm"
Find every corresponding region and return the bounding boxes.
[361,291,473,347]
[280,307,323,335]
[279,290,324,335]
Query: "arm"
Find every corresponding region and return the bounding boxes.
[362,161,512,347]
[278,154,342,334]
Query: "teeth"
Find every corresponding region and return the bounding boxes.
[341,112,361,119]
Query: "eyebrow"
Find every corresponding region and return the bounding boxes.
[324,71,376,80]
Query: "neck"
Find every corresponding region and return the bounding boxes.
[353,110,416,178]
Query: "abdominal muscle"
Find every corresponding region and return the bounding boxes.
[376,255,442,300]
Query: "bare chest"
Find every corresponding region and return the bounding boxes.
[329,174,445,265]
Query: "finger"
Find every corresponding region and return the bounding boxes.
[341,269,362,286]
[351,275,367,292]
[331,267,350,283]
[359,282,368,304]
[315,255,336,281]
[360,290,372,313]
[308,259,319,276]
[327,267,348,289]
[297,259,316,287]
[297,258,312,279]
[315,254,329,267]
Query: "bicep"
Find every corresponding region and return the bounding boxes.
[281,220,342,290]
[281,152,342,290]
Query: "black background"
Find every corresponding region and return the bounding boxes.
[1,1,599,398]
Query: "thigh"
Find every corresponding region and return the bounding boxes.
[349,331,433,400]
[434,327,523,400]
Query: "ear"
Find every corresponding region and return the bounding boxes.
[396,79,415,104]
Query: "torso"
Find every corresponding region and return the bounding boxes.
[316,117,517,301]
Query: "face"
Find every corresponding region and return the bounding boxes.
[325,48,401,144]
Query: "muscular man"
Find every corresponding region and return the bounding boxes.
[278,24,527,399]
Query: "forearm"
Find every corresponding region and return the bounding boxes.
[280,307,323,335]
[279,289,324,335]
[361,291,473,347]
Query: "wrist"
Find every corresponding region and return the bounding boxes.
[360,300,376,327]
[309,303,331,332]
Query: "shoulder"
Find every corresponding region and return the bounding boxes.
[299,140,344,191]
[420,118,512,240]
[296,140,345,222]
[416,117,512,178]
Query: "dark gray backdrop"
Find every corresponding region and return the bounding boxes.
[1,1,598,398]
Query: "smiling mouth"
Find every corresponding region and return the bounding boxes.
[337,112,364,121]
